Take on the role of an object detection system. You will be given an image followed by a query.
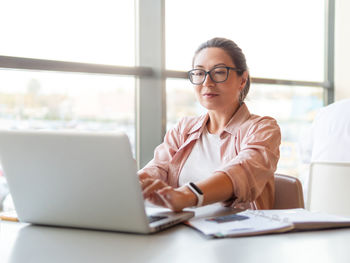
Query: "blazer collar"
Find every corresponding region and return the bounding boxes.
[187,114,209,135]
[223,103,251,135]
[187,103,251,136]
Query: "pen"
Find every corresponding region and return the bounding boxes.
[0,211,19,222]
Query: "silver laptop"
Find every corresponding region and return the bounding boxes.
[0,130,194,233]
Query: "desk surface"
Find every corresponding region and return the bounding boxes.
[1,220,350,263]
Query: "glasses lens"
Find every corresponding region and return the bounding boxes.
[210,67,228,83]
[189,69,205,84]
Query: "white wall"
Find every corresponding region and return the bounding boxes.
[334,0,350,101]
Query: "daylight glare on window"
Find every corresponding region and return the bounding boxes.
[0,0,136,149]
[0,0,135,66]
[166,0,325,82]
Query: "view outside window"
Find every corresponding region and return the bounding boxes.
[246,84,324,176]
[166,0,326,177]
[0,0,135,66]
[0,0,136,143]
[0,70,135,142]
[166,0,324,81]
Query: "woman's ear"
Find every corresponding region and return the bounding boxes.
[240,71,249,91]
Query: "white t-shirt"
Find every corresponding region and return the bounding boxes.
[178,126,222,186]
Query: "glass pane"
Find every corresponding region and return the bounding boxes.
[246,84,324,176]
[0,0,135,66]
[0,69,135,152]
[166,79,325,177]
[166,0,325,82]
[166,78,204,129]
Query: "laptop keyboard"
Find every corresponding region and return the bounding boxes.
[148,215,167,223]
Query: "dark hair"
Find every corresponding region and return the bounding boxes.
[192,37,250,105]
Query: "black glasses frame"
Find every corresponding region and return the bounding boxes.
[188,66,242,85]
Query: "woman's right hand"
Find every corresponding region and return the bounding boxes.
[138,172,169,207]
[139,172,197,212]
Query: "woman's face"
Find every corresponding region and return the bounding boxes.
[192,47,247,114]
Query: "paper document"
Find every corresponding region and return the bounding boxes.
[188,208,293,237]
[187,204,350,238]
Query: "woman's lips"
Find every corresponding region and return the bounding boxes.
[203,93,218,98]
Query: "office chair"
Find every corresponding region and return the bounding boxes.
[273,173,304,209]
[307,162,350,217]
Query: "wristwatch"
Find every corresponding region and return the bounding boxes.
[186,182,204,207]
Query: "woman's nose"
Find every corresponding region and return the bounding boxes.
[202,72,215,86]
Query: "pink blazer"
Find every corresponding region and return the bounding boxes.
[139,103,281,209]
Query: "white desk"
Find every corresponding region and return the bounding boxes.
[1,220,350,263]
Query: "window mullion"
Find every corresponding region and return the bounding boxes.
[135,0,166,169]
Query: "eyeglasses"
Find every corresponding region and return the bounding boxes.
[188,66,242,85]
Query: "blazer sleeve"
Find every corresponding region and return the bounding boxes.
[137,120,184,183]
[217,117,281,206]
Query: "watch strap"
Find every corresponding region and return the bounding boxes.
[186,182,204,207]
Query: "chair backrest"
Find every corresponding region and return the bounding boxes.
[307,162,350,217]
[274,173,304,209]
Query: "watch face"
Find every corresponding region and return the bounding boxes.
[189,182,203,195]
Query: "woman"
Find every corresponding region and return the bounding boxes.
[139,37,281,212]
